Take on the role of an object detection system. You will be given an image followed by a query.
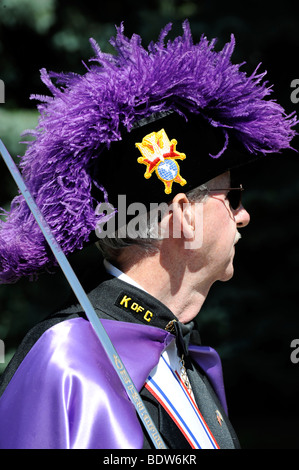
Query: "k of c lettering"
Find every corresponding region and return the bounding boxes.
[120,295,131,308]
[119,294,154,322]
[131,302,144,313]
[144,310,153,322]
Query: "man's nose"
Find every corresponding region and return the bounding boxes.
[234,205,250,228]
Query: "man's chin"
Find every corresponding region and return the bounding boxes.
[219,264,234,282]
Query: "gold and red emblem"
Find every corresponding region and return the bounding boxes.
[135,129,187,194]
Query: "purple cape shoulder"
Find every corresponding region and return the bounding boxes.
[0,317,227,449]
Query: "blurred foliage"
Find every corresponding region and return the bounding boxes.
[0,0,299,449]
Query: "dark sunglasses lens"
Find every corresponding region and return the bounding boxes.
[227,190,242,210]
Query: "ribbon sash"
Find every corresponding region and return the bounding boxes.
[145,342,219,449]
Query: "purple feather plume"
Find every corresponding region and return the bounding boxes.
[0,20,297,283]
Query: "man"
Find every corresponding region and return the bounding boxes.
[0,21,296,449]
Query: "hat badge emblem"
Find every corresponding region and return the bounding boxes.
[136,129,187,194]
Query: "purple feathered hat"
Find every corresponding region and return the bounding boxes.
[0,20,297,283]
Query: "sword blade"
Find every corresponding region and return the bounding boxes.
[0,139,167,450]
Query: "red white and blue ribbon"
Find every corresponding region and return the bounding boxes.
[145,340,219,449]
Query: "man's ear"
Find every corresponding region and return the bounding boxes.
[170,193,195,241]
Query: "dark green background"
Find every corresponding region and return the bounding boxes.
[0,0,299,449]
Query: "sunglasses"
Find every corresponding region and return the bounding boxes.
[206,184,244,210]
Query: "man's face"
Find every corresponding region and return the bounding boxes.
[195,171,250,283]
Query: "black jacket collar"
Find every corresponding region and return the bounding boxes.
[63,276,201,355]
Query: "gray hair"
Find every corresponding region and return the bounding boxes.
[96,184,208,261]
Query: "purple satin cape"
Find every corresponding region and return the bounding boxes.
[0,318,228,449]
